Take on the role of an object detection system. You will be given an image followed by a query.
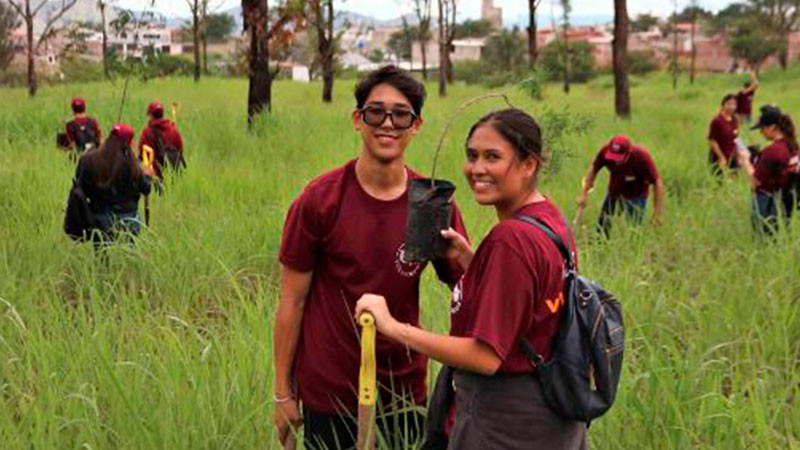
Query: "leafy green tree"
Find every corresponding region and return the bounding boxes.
[481,27,526,73]
[453,19,492,38]
[540,40,596,83]
[631,13,659,32]
[729,18,784,71]
[205,13,235,41]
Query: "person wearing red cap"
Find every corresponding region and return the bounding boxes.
[65,98,102,155]
[138,101,185,179]
[74,124,154,240]
[708,94,740,176]
[577,135,664,235]
[735,105,800,234]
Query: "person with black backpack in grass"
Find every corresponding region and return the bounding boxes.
[138,101,185,180]
[64,98,102,158]
[67,124,154,242]
[357,109,624,449]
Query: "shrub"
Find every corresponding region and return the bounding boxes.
[627,50,659,75]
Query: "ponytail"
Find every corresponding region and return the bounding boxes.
[778,114,799,155]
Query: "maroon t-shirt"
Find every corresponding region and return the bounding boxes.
[592,145,660,200]
[279,159,467,414]
[754,140,794,194]
[736,89,755,116]
[708,114,739,161]
[449,200,574,373]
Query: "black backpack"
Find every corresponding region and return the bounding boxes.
[68,121,98,153]
[64,178,96,241]
[516,215,624,423]
[152,127,186,173]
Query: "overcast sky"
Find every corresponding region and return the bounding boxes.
[116,0,739,21]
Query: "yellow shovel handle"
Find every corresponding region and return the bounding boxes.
[358,313,376,406]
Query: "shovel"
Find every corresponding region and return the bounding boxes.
[357,312,377,450]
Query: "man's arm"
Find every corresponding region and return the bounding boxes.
[273,264,312,444]
[652,178,664,226]
[710,139,727,170]
[577,164,599,208]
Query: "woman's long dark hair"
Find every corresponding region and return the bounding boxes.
[778,114,799,155]
[84,131,143,190]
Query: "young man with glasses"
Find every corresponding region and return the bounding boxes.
[274,65,468,449]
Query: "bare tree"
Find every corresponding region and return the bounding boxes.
[670,0,680,91]
[527,0,543,67]
[442,0,456,84]
[309,0,334,102]
[242,0,304,127]
[0,1,20,72]
[412,0,432,79]
[613,0,630,118]
[185,0,202,81]
[7,0,80,97]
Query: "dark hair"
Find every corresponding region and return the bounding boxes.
[354,65,426,116]
[744,81,752,88]
[721,93,737,106]
[466,108,545,164]
[151,109,164,119]
[72,103,86,114]
[778,114,799,155]
[84,131,143,190]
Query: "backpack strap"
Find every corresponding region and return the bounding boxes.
[514,215,576,369]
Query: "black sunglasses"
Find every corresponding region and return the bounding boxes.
[360,106,418,130]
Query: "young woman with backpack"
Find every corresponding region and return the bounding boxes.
[737,105,800,234]
[74,124,155,241]
[356,109,588,449]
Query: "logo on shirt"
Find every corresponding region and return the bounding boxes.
[395,243,423,278]
[545,292,565,314]
[624,175,637,182]
[450,277,464,314]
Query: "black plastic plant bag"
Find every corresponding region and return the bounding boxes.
[404,178,456,263]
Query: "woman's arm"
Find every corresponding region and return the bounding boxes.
[356,294,502,375]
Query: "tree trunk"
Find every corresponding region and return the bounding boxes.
[244,0,272,127]
[613,0,630,119]
[778,43,788,70]
[316,0,334,103]
[672,22,678,91]
[192,6,201,82]
[437,0,446,97]
[527,0,538,67]
[25,14,36,97]
[202,30,208,74]
[100,2,109,79]
[420,32,428,80]
[562,23,569,94]
[689,13,696,84]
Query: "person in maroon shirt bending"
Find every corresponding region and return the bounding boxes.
[138,101,185,179]
[708,94,740,176]
[736,105,800,234]
[577,135,664,236]
[65,98,102,155]
[356,109,587,450]
[736,72,759,125]
[274,65,467,450]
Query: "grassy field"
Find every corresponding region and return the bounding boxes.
[1,67,799,449]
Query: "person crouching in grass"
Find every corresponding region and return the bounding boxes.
[736,105,800,234]
[356,109,587,450]
[273,65,468,450]
[576,135,664,236]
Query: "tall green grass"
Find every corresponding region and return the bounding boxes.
[1,68,798,449]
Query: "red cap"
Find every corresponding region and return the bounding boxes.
[71,98,86,112]
[605,135,631,163]
[148,101,164,116]
[111,124,135,144]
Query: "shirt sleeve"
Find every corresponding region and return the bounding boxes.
[432,201,470,286]
[462,240,536,362]
[279,188,323,272]
[708,119,719,141]
[592,147,608,172]
[641,151,660,184]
